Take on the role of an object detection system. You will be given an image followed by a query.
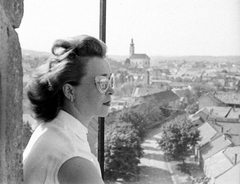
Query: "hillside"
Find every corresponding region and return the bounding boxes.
[22,49,240,66]
[22,49,51,57]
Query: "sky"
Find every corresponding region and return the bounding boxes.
[16,0,240,56]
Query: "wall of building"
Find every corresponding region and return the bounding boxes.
[0,0,24,183]
[131,58,150,68]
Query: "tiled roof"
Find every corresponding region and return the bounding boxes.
[201,135,232,160]
[215,92,240,105]
[205,106,231,118]
[169,82,191,87]
[192,107,211,122]
[141,90,179,104]
[132,87,164,97]
[130,54,150,59]
[224,146,240,165]
[200,93,226,106]
[215,162,240,184]
[195,107,210,115]
[150,79,171,83]
[198,122,218,147]
[211,121,240,146]
[204,150,233,178]
[188,115,205,124]
[172,88,193,98]
[226,107,240,119]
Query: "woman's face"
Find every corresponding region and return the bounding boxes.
[73,57,114,119]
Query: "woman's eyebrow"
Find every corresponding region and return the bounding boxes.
[100,73,112,77]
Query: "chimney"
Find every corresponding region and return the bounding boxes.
[235,154,238,165]
[221,126,224,133]
[210,109,213,115]
[147,71,150,85]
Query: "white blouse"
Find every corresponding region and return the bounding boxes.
[23,110,101,184]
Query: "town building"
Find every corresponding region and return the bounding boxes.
[128,39,150,68]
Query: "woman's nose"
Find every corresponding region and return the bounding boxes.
[106,86,114,96]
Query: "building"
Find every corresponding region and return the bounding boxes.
[215,162,240,184]
[132,90,179,108]
[128,39,150,68]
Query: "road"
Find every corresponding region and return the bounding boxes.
[138,129,175,184]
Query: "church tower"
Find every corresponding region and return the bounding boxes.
[129,38,135,57]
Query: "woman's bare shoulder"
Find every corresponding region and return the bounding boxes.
[58,157,104,184]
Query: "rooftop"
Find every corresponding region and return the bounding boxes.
[201,135,232,160]
[215,92,240,105]
[130,54,150,60]
[205,106,231,118]
[211,121,240,146]
[224,146,240,165]
[204,149,233,178]
[215,162,240,184]
[198,122,218,147]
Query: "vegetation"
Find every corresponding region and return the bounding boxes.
[22,121,33,148]
[186,102,199,114]
[157,114,200,163]
[117,109,147,140]
[104,122,143,181]
[191,83,214,98]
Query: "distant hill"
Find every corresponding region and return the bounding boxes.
[108,55,240,66]
[108,55,128,62]
[150,55,240,62]
[22,49,51,57]
[22,49,240,66]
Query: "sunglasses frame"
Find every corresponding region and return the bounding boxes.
[95,74,114,93]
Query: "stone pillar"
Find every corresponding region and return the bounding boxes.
[0,0,24,183]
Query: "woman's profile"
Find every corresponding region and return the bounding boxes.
[23,35,114,184]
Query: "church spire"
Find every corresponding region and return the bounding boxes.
[129,38,134,57]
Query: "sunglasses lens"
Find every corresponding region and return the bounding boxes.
[99,78,109,90]
[95,75,114,93]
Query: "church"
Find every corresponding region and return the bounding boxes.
[128,39,150,68]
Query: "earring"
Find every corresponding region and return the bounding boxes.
[70,95,74,102]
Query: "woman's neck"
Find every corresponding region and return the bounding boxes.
[61,104,92,128]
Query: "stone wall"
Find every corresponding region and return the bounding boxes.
[0,0,24,183]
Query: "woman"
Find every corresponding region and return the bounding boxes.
[23,35,114,184]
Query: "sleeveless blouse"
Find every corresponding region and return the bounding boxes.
[23,110,101,184]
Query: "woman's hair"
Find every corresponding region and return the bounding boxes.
[27,35,107,122]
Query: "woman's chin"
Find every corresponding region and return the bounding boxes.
[97,107,110,117]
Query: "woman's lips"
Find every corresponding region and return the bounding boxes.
[103,101,111,106]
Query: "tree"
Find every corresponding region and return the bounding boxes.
[124,58,131,67]
[159,103,172,117]
[191,83,214,98]
[104,122,143,182]
[175,77,183,82]
[117,108,147,140]
[186,102,199,114]
[213,80,222,90]
[157,114,200,163]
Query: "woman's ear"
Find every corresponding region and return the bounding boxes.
[62,84,75,102]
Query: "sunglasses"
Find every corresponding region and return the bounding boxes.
[95,74,114,93]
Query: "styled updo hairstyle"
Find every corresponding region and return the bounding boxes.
[27,35,107,122]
